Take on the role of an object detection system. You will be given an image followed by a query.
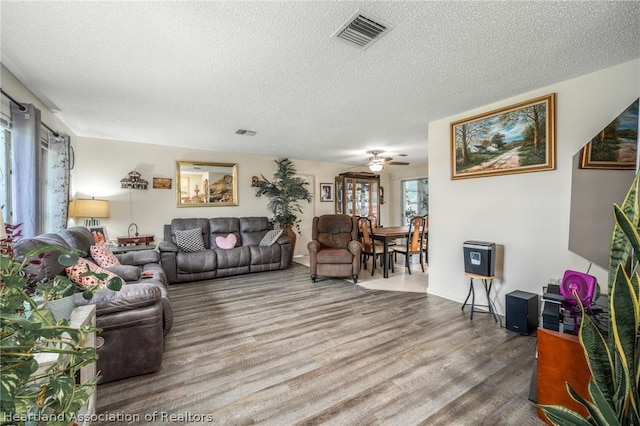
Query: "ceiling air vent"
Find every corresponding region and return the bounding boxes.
[332,10,393,50]
[235,129,257,136]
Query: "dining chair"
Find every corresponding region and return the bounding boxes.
[367,214,378,229]
[392,215,426,274]
[358,216,388,276]
[422,215,429,264]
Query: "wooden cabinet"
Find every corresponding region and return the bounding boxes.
[335,172,380,221]
[536,327,590,423]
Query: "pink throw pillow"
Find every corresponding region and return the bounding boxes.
[66,258,125,289]
[215,234,237,249]
[90,241,121,268]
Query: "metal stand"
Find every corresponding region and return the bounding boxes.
[462,273,499,322]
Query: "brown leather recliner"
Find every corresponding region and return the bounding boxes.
[307,214,362,283]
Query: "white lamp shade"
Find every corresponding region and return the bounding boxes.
[368,163,384,172]
[68,199,110,219]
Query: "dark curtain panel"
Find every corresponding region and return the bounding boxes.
[11,103,41,237]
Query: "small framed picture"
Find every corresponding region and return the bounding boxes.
[320,183,334,202]
[153,177,172,189]
[89,227,108,244]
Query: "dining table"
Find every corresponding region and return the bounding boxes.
[371,226,410,278]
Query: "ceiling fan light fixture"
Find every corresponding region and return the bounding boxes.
[369,162,384,172]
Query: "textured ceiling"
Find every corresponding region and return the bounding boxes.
[2,1,639,167]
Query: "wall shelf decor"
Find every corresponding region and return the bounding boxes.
[120,171,148,189]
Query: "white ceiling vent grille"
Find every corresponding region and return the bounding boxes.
[332,10,393,50]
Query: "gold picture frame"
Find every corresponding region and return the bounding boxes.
[176,161,238,207]
[152,177,172,189]
[579,98,638,170]
[451,93,556,179]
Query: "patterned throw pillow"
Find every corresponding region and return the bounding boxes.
[215,234,237,249]
[259,229,283,247]
[175,228,206,252]
[90,241,121,267]
[66,257,125,289]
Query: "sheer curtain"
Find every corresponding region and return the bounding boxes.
[10,102,70,236]
[47,133,71,231]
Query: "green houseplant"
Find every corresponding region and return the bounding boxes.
[1,225,122,425]
[255,158,312,262]
[539,173,640,425]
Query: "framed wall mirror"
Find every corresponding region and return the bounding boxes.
[568,99,638,268]
[176,161,238,207]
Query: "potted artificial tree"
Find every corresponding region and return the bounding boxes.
[539,173,640,425]
[255,158,312,263]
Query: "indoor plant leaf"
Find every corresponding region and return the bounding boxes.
[538,404,593,426]
[609,265,639,419]
[609,172,640,296]
[578,305,614,402]
[57,252,79,267]
[106,276,123,292]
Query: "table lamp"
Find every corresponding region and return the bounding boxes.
[68,198,110,227]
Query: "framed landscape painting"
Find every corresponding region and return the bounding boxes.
[451,93,556,179]
[580,98,638,170]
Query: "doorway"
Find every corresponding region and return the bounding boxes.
[295,173,316,257]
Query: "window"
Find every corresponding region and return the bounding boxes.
[401,178,428,225]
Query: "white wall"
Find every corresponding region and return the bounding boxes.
[428,59,640,315]
[71,137,391,256]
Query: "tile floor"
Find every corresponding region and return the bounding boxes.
[292,254,428,293]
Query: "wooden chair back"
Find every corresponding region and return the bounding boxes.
[358,217,375,253]
[367,214,378,229]
[408,216,423,252]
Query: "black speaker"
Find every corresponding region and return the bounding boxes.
[506,290,539,335]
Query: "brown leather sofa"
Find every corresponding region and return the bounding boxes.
[14,227,172,383]
[307,214,362,283]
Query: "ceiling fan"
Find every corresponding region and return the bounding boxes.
[366,150,410,172]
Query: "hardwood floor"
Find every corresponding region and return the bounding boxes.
[94,264,544,425]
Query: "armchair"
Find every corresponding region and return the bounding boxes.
[307,214,362,283]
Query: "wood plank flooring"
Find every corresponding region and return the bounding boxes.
[94,264,544,425]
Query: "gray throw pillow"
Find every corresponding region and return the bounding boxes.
[175,228,206,252]
[259,229,283,247]
[105,265,141,282]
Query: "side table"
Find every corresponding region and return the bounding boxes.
[462,273,499,322]
[111,244,157,254]
[116,234,154,246]
[33,305,97,425]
